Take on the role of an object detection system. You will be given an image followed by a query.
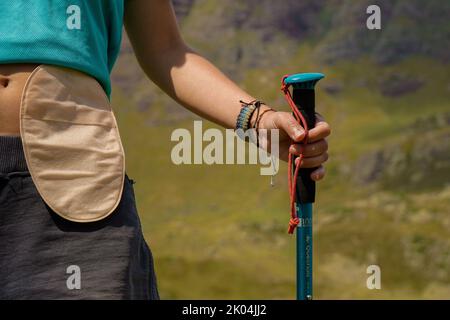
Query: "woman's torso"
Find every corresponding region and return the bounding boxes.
[0,64,39,136]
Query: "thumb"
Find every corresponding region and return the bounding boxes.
[274,112,305,142]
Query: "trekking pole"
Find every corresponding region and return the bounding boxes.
[281,73,325,300]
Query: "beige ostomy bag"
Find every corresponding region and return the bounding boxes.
[20,65,125,222]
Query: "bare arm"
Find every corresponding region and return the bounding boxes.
[124,0,330,180]
[124,0,260,129]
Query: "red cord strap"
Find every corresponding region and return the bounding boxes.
[281,75,309,234]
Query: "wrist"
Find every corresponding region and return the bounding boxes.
[235,99,276,131]
[251,106,276,129]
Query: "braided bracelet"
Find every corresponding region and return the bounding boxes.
[235,99,256,131]
[235,99,263,131]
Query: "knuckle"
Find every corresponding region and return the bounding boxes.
[322,139,329,150]
[273,112,284,124]
[317,139,328,153]
[280,114,296,130]
[323,123,331,136]
[287,116,299,128]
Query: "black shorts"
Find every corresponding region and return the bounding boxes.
[0,136,159,299]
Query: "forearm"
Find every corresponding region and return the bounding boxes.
[124,0,269,128]
[141,45,268,129]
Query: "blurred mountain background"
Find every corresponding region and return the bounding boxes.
[111,0,450,299]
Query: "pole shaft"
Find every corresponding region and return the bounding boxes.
[296,203,313,300]
[292,87,317,300]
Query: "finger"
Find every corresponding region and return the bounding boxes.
[310,165,326,181]
[289,139,328,157]
[295,152,329,168]
[274,112,305,142]
[307,120,331,143]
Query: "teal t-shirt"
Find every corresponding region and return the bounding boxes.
[0,0,124,97]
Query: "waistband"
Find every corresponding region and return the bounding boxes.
[0,136,28,173]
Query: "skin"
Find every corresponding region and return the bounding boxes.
[0,0,330,180]
[0,64,39,135]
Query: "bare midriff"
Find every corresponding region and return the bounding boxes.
[0,64,40,136]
